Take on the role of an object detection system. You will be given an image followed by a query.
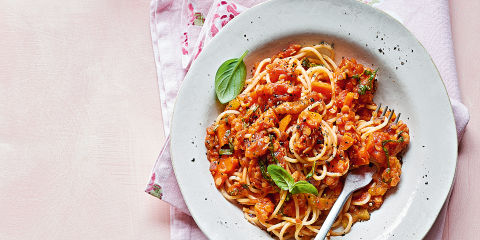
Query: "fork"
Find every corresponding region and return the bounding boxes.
[314,105,400,240]
[371,104,400,124]
[313,166,375,240]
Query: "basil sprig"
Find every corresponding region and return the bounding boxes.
[215,50,248,103]
[267,165,318,196]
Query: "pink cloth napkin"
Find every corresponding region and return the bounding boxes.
[146,0,470,239]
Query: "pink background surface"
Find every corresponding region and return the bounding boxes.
[0,0,477,239]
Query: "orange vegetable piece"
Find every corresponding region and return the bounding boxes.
[254,198,275,221]
[339,133,355,151]
[227,98,241,110]
[311,81,332,98]
[314,197,336,210]
[214,156,239,187]
[343,92,355,107]
[279,114,292,132]
[299,111,323,128]
[216,123,229,147]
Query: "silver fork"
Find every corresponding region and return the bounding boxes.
[314,105,400,240]
[371,103,400,124]
[314,166,375,240]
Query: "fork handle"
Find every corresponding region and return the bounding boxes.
[314,190,353,240]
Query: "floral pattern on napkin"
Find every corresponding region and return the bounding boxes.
[182,0,246,68]
[146,173,163,199]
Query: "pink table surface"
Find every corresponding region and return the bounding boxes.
[0,0,477,239]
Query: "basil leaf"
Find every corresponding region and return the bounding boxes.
[290,181,318,196]
[259,158,273,183]
[215,50,248,104]
[267,164,294,191]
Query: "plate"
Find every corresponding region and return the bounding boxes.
[170,0,457,239]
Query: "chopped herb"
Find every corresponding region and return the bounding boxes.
[301,58,322,69]
[279,206,287,216]
[219,142,234,155]
[301,58,311,69]
[285,192,291,202]
[229,188,239,196]
[242,119,248,128]
[306,160,317,179]
[219,148,233,155]
[358,69,378,95]
[381,131,404,167]
[241,184,249,189]
[352,74,360,81]
[358,85,369,95]
[251,105,259,113]
[268,134,279,163]
[259,157,273,183]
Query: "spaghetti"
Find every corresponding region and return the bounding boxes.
[205,43,410,239]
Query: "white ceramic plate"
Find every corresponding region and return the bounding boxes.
[170,0,457,239]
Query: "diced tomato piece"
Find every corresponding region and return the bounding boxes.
[275,44,301,59]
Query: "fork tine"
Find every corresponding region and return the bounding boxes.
[387,109,394,122]
[394,113,401,124]
[380,106,388,117]
[374,103,381,115]
[371,103,382,120]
